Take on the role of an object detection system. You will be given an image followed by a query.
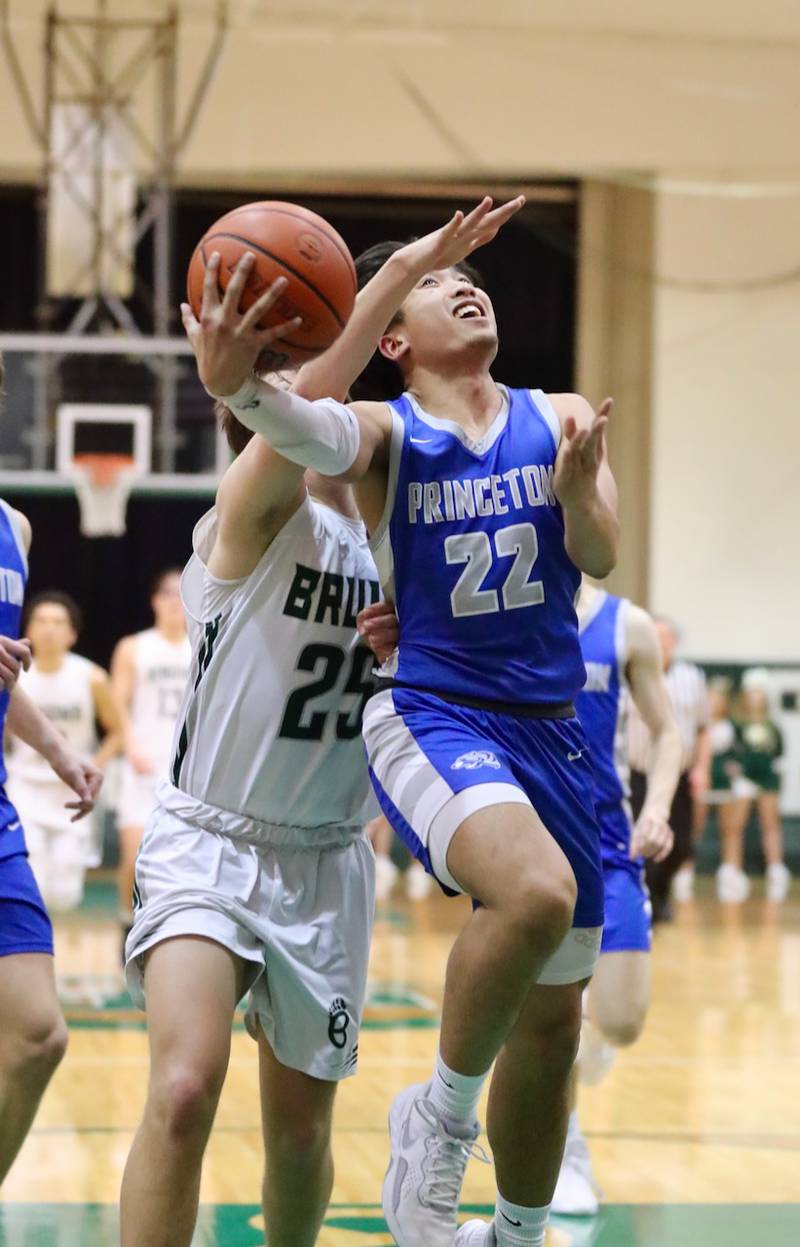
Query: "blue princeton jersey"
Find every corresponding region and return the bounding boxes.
[0,501,28,858]
[370,387,584,706]
[577,591,634,864]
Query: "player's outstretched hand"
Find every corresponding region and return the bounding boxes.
[397,195,526,277]
[52,751,104,822]
[0,636,32,691]
[554,398,612,511]
[631,811,674,863]
[357,601,399,665]
[180,252,304,398]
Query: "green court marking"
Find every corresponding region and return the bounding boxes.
[1,1204,799,1246]
[62,981,438,1033]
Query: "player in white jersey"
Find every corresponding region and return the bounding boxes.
[110,570,191,950]
[6,591,120,913]
[120,203,515,1247]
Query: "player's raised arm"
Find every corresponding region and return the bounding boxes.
[626,606,682,862]
[181,197,526,483]
[182,252,383,482]
[551,394,620,578]
[292,196,526,406]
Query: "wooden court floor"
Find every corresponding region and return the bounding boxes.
[2,877,799,1245]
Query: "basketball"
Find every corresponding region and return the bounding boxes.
[186,201,357,364]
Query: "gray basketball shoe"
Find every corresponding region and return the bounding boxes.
[382,1080,488,1247]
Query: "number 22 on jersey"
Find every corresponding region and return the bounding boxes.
[445,521,545,619]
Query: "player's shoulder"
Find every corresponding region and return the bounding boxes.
[112,631,143,658]
[71,652,108,682]
[349,399,394,435]
[306,494,367,545]
[11,508,32,554]
[624,603,661,664]
[0,500,32,554]
[546,392,595,429]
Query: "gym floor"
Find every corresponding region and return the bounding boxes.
[1,877,799,1246]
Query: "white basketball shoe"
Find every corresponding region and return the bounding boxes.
[671,865,695,902]
[551,1124,599,1216]
[716,863,750,903]
[382,1081,488,1247]
[455,1220,496,1245]
[766,862,791,902]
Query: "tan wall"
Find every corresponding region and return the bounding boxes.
[576,182,655,607]
[649,191,800,660]
[2,5,799,184]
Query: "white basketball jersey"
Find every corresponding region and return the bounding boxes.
[9,653,97,785]
[128,628,192,774]
[171,495,380,831]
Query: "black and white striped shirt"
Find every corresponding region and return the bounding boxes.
[628,659,709,773]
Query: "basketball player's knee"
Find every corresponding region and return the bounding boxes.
[595,1002,646,1048]
[505,870,576,952]
[5,1012,68,1087]
[266,1109,332,1167]
[153,1064,223,1142]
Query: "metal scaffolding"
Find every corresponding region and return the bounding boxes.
[1,0,228,471]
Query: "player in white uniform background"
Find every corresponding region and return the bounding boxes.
[6,591,120,913]
[120,204,517,1247]
[110,569,191,951]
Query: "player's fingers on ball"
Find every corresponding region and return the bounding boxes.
[256,316,302,346]
[221,251,255,317]
[201,251,222,315]
[180,302,199,334]
[598,396,614,418]
[239,276,289,334]
[563,415,577,440]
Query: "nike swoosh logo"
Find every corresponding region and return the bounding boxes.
[567,750,584,762]
[500,1211,523,1227]
[410,437,433,444]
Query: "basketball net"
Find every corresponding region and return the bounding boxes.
[69,453,138,538]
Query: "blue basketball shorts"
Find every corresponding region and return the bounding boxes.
[0,851,54,958]
[363,687,604,982]
[596,804,651,954]
[600,862,652,954]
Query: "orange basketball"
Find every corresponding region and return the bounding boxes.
[186,201,357,365]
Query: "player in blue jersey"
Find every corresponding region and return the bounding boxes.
[0,362,102,1184]
[186,194,618,1247]
[551,580,680,1215]
[356,578,681,1217]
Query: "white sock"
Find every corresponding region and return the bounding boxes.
[493,1192,550,1247]
[427,1051,487,1128]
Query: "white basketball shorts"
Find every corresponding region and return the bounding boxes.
[116,763,160,829]
[125,782,375,1081]
[6,778,91,913]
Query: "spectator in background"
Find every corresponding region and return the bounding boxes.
[733,679,791,902]
[702,679,750,902]
[628,617,711,921]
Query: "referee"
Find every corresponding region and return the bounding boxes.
[628,617,711,921]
